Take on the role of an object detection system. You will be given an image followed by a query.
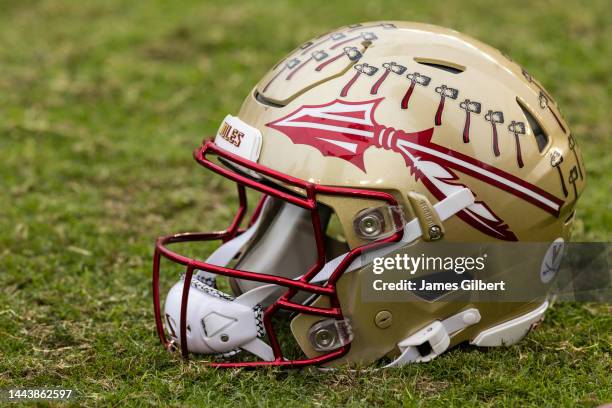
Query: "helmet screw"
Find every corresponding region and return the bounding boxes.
[220,334,229,342]
[374,310,393,329]
[312,328,336,349]
[359,214,383,237]
[428,225,443,240]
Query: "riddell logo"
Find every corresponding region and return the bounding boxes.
[219,121,244,147]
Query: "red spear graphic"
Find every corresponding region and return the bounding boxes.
[370,62,406,95]
[484,110,504,157]
[459,99,482,143]
[434,85,459,126]
[401,72,430,109]
[267,99,565,240]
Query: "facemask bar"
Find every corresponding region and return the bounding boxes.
[152,140,403,368]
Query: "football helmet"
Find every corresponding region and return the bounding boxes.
[152,21,585,368]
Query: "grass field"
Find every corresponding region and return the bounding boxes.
[0,0,610,406]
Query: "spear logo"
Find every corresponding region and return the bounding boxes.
[267,99,565,241]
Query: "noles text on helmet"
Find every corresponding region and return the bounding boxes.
[152,21,585,368]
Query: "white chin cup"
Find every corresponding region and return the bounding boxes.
[163,278,275,361]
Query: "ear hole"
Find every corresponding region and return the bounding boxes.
[517,98,549,152]
[254,90,285,107]
[414,58,465,74]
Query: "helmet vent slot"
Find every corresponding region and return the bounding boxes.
[516,97,549,152]
[414,58,465,74]
[254,90,286,108]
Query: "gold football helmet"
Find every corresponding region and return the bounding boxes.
[153,21,585,368]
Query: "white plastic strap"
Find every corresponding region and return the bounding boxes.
[204,199,269,267]
[384,308,481,367]
[194,197,270,286]
[470,301,548,347]
[311,188,475,283]
[241,338,275,361]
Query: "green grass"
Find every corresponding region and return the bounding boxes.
[0,0,610,406]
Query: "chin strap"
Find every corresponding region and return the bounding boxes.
[311,188,475,283]
[166,275,279,361]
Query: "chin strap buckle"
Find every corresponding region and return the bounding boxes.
[385,308,481,367]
